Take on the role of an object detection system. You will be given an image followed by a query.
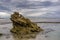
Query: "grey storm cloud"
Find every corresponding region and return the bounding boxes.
[0,0,60,18]
[0,0,59,12]
[0,0,57,11]
[16,1,53,9]
[0,0,11,2]
[0,5,11,11]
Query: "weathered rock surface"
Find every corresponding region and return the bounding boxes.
[10,12,43,35]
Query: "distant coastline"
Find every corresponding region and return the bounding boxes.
[0,18,60,25]
[35,22,60,23]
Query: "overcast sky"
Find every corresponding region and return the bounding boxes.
[0,0,60,18]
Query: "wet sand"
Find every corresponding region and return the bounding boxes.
[0,19,60,40]
[0,23,60,40]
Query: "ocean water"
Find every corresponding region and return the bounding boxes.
[0,19,60,40]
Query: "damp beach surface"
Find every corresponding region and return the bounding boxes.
[0,19,60,40]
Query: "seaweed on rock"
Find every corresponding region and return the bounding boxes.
[10,12,43,35]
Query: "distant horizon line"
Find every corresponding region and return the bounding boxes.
[1,17,60,19]
[0,22,60,25]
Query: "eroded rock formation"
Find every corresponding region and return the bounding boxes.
[10,12,43,35]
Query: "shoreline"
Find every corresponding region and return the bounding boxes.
[0,22,60,25]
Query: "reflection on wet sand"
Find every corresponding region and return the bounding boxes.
[12,28,55,40]
[12,33,37,40]
[0,23,60,40]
